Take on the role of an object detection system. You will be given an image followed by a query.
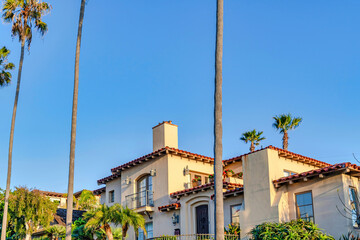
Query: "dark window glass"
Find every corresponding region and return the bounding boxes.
[109,190,114,203]
[296,191,314,222]
[349,187,360,228]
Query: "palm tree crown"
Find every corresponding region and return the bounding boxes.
[3,0,51,48]
[117,205,146,239]
[240,129,265,152]
[273,113,302,150]
[0,47,15,86]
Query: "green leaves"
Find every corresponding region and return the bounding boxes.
[2,0,52,48]
[0,46,15,87]
[273,113,303,133]
[250,219,334,240]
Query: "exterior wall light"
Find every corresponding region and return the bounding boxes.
[150,169,156,177]
[124,177,131,185]
[172,213,179,225]
[183,166,189,176]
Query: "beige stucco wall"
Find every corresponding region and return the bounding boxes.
[153,123,178,151]
[105,178,122,207]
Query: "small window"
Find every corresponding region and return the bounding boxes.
[349,187,360,228]
[295,191,314,222]
[231,204,242,225]
[138,222,153,240]
[109,190,114,203]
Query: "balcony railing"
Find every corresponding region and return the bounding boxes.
[125,190,154,209]
[149,234,240,240]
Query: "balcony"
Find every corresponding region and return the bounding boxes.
[125,190,154,213]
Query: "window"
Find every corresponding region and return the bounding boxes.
[109,190,114,203]
[295,191,314,222]
[137,175,153,207]
[349,187,360,228]
[138,222,153,240]
[231,204,242,225]
[284,170,297,177]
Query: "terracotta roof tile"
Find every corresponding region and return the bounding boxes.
[170,182,242,198]
[158,203,181,212]
[93,187,106,195]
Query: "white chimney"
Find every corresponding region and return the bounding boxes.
[152,121,178,151]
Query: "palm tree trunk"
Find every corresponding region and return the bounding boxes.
[283,131,288,150]
[1,39,25,240]
[122,225,128,240]
[65,0,86,239]
[250,142,255,152]
[214,0,224,239]
[105,225,113,240]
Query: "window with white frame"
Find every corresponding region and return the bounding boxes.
[349,187,360,228]
[295,191,314,222]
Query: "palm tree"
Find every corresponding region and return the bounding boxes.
[1,1,51,239]
[0,46,15,86]
[214,0,224,239]
[77,190,98,210]
[116,206,145,240]
[273,113,303,150]
[66,0,86,239]
[240,129,266,152]
[84,204,120,240]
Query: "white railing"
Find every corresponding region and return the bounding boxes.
[149,234,240,240]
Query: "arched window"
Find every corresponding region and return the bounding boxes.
[137,175,153,207]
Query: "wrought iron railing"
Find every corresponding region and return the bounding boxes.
[125,190,154,209]
[149,234,240,240]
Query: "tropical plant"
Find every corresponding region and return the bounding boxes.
[1,1,51,239]
[214,0,225,239]
[8,187,57,240]
[273,113,303,150]
[0,46,15,86]
[77,190,98,210]
[116,205,146,240]
[240,129,265,152]
[84,204,121,240]
[250,219,334,240]
[66,1,86,239]
[46,226,66,240]
[340,231,360,240]
[192,176,202,183]
[224,223,240,237]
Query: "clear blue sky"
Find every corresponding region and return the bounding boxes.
[0,0,359,193]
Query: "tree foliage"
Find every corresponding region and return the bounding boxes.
[8,187,58,239]
[46,225,66,240]
[273,113,302,150]
[0,46,15,86]
[240,129,265,152]
[77,190,98,211]
[250,219,334,240]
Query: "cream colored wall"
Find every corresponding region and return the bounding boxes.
[153,123,178,151]
[225,161,242,175]
[105,178,122,206]
[167,154,213,194]
[100,192,106,205]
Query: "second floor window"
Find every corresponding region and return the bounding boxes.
[137,175,153,207]
[349,187,360,228]
[295,191,314,222]
[109,190,114,203]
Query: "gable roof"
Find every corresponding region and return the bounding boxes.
[33,190,65,198]
[223,145,330,168]
[273,162,360,188]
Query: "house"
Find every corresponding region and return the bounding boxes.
[96,121,360,239]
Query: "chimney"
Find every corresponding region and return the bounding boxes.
[152,121,178,151]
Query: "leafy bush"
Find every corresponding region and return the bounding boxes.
[224,223,240,237]
[250,219,334,240]
[340,232,360,240]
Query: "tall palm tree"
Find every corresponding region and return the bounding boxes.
[115,206,145,240]
[66,0,86,239]
[0,46,15,86]
[84,204,120,240]
[214,0,224,239]
[240,129,266,152]
[1,1,51,239]
[273,113,303,150]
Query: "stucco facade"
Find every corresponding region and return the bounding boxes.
[96,121,360,239]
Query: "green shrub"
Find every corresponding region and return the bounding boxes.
[224,223,241,237]
[250,219,334,240]
[340,232,360,240]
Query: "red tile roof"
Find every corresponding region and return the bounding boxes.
[223,145,330,168]
[33,190,65,198]
[97,172,121,185]
[158,203,181,212]
[211,187,244,200]
[273,162,360,188]
[93,187,106,195]
[170,182,243,199]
